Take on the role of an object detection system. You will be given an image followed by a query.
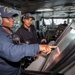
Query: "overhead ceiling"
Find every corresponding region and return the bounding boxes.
[0,0,75,18]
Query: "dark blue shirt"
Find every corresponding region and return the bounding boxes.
[16,25,40,44]
[0,27,39,75]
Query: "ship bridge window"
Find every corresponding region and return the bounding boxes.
[44,19,52,25]
[53,19,67,25]
[69,19,73,24]
[39,19,43,26]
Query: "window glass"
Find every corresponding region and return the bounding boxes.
[53,19,67,25]
[39,19,43,26]
[44,19,52,25]
[69,19,73,24]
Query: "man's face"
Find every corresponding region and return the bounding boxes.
[2,18,14,28]
[23,18,33,27]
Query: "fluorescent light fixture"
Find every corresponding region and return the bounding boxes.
[36,8,53,12]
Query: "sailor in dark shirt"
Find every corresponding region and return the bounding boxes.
[16,13,46,44]
[16,13,47,68]
[16,24,38,44]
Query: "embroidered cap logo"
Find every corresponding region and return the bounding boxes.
[4,7,12,14]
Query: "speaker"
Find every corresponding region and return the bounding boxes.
[0,12,2,25]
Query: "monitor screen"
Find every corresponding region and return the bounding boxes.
[42,21,75,71]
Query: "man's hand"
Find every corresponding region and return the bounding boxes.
[39,45,57,54]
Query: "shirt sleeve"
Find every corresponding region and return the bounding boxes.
[0,39,39,62]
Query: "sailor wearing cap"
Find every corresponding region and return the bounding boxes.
[0,6,55,75]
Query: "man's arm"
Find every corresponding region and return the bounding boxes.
[0,41,39,62]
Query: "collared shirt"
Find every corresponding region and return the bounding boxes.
[0,27,39,75]
[16,25,39,44]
